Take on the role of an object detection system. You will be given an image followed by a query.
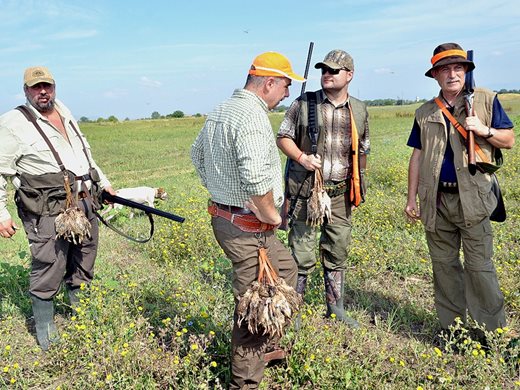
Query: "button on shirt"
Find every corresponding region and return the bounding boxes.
[0,99,110,221]
[191,89,284,208]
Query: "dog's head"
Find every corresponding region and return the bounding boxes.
[155,187,168,200]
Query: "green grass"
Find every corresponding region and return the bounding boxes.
[1,96,520,389]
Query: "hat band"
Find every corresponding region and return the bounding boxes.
[431,49,467,65]
[249,65,290,79]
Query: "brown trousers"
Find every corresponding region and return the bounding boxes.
[211,216,297,389]
[18,198,99,300]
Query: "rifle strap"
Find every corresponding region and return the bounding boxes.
[308,92,319,154]
[434,98,490,163]
[94,209,154,243]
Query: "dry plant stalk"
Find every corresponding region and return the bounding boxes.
[54,174,91,244]
[237,247,302,338]
[307,168,332,226]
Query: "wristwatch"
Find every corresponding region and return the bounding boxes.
[484,127,494,139]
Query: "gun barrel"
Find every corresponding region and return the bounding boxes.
[464,50,475,92]
[300,42,314,96]
[102,192,185,223]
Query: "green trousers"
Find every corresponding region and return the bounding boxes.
[426,192,506,331]
[289,194,352,274]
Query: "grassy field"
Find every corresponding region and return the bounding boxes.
[1,95,520,389]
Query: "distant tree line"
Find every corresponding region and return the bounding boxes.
[496,89,520,94]
[364,98,426,107]
[79,115,122,123]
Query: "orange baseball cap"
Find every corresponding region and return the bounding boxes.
[249,52,305,82]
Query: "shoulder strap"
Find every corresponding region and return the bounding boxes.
[68,120,93,168]
[434,98,490,164]
[16,105,67,172]
[16,105,94,170]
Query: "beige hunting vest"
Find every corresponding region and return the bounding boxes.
[415,87,498,231]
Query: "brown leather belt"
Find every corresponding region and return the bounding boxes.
[208,201,276,233]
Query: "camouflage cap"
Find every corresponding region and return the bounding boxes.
[314,50,354,71]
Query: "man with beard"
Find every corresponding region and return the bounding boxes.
[277,49,370,328]
[0,66,115,350]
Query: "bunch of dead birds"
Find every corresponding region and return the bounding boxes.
[54,175,92,244]
[237,248,302,338]
[307,168,332,227]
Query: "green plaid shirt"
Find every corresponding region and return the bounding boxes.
[191,89,284,208]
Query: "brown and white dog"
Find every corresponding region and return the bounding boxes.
[101,187,168,218]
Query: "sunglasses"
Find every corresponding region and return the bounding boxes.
[321,67,345,75]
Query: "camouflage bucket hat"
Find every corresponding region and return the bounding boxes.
[314,50,354,71]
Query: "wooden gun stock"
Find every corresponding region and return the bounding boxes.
[465,49,477,176]
[465,98,477,175]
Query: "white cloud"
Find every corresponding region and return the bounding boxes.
[103,89,128,99]
[47,30,98,40]
[140,76,162,88]
[374,68,395,75]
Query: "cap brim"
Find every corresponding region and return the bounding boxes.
[25,78,55,87]
[287,73,306,82]
[314,61,344,70]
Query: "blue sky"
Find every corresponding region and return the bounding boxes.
[1,0,518,120]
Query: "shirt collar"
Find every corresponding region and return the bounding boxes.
[233,88,269,112]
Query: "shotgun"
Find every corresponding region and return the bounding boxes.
[464,49,477,176]
[96,192,185,243]
[279,41,314,231]
[101,192,185,223]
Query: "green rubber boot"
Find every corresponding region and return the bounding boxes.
[31,295,59,351]
[324,269,359,329]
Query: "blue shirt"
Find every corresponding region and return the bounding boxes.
[407,96,513,183]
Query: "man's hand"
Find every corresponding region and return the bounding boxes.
[0,219,18,238]
[464,113,488,138]
[244,198,282,226]
[299,153,322,171]
[404,202,421,223]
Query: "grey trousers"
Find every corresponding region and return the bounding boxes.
[18,198,99,300]
[211,216,297,389]
[426,192,506,331]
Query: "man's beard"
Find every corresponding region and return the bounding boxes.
[29,96,55,113]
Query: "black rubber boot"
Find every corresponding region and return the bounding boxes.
[31,295,59,351]
[324,269,359,329]
[294,274,308,331]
